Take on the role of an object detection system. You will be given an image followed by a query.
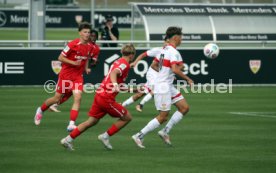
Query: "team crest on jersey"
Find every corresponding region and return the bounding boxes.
[63,45,70,53]
[249,60,261,74]
[51,61,62,75]
[119,63,127,70]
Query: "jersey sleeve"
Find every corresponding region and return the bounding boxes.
[61,41,74,57]
[91,45,100,60]
[170,51,183,65]
[146,47,162,57]
[114,62,127,76]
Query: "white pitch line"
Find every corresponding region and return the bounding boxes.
[229,112,276,119]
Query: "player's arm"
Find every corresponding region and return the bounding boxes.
[178,63,185,70]
[110,68,121,91]
[130,52,147,67]
[85,59,91,74]
[150,60,159,72]
[90,47,100,66]
[172,64,193,86]
[58,54,80,66]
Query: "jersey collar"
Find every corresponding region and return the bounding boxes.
[167,43,176,49]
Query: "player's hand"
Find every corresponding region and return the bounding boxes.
[130,62,136,68]
[86,68,91,74]
[113,83,120,92]
[91,58,98,66]
[187,79,194,87]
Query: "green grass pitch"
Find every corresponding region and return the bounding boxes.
[0,87,276,173]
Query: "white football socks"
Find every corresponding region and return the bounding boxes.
[122,96,134,107]
[140,118,160,138]
[140,93,153,105]
[162,111,183,134]
[102,132,109,138]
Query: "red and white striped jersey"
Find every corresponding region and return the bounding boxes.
[154,44,183,84]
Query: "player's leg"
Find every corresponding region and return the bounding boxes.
[61,95,104,151]
[158,88,189,146]
[34,92,63,125]
[122,92,144,107]
[136,70,155,112]
[67,89,82,132]
[136,92,153,112]
[49,103,60,112]
[59,91,73,105]
[47,78,70,113]
[98,101,132,150]
[163,98,189,133]
[61,116,99,151]
[132,89,171,148]
[49,92,73,112]
[132,111,169,149]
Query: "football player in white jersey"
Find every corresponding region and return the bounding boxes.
[132,26,193,148]
[122,46,164,112]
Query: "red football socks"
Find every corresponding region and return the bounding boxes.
[107,124,119,136]
[40,103,49,112]
[70,128,81,139]
[70,110,79,121]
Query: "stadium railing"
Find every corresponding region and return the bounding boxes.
[0,40,276,49]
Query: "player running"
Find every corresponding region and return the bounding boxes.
[34,22,94,132]
[132,26,193,148]
[60,44,136,150]
[49,29,101,113]
[122,38,168,112]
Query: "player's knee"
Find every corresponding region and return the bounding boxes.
[133,93,143,101]
[73,95,82,102]
[53,95,61,103]
[162,117,168,123]
[85,118,98,127]
[179,105,189,115]
[124,113,132,122]
[157,114,168,124]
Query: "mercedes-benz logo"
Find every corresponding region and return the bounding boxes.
[0,11,7,27]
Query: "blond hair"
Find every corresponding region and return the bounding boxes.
[121,44,136,56]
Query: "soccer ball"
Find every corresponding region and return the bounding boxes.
[203,43,220,59]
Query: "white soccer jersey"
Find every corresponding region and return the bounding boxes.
[155,45,183,84]
[142,47,163,92]
[153,45,184,111]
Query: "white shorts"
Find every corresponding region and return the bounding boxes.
[153,83,184,111]
[144,67,158,93]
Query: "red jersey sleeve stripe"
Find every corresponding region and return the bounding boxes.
[61,51,67,57]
